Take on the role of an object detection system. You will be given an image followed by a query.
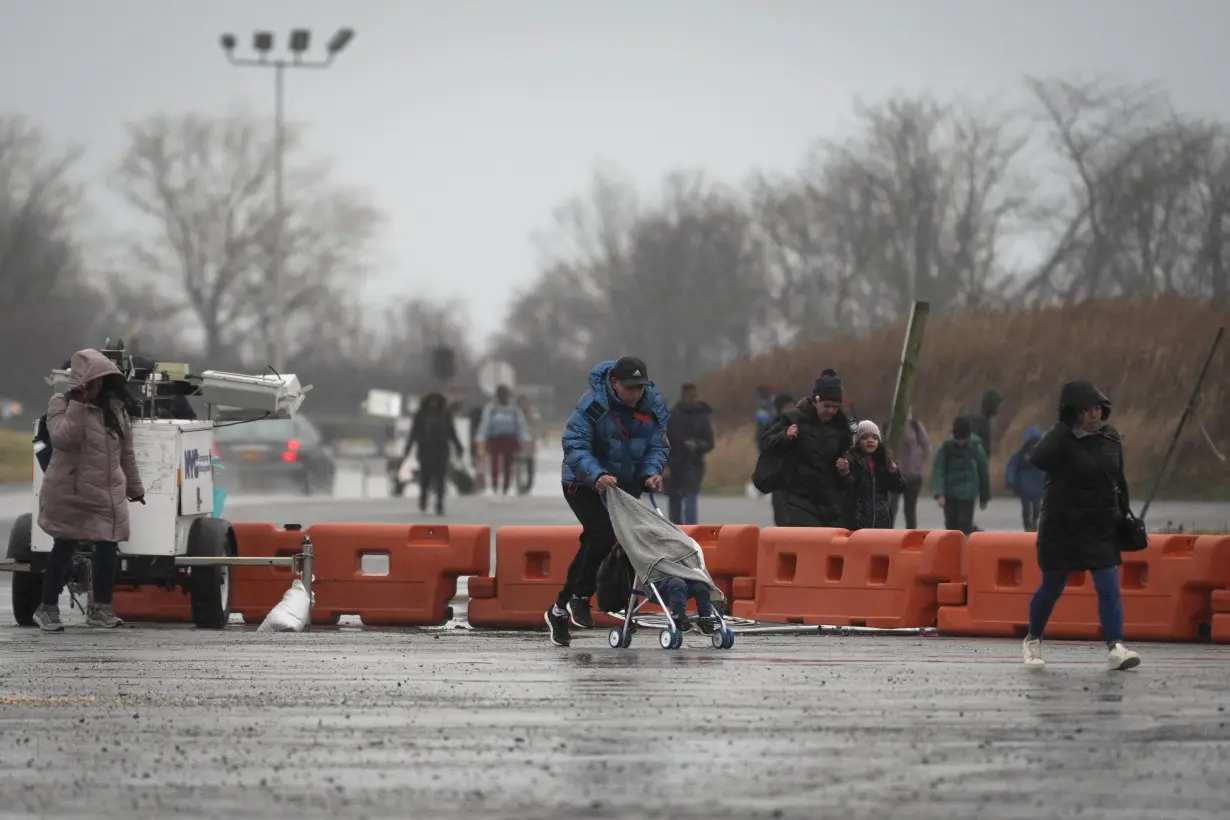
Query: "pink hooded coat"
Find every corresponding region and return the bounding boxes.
[37,350,145,543]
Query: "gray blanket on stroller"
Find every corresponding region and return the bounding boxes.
[605,488,725,603]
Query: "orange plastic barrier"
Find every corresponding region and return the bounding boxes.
[467,524,761,629]
[467,526,621,629]
[937,533,1230,642]
[230,523,326,625]
[731,527,964,627]
[305,523,489,626]
[112,585,193,623]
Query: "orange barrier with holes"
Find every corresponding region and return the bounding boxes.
[230,523,330,625]
[731,527,964,627]
[112,585,193,623]
[936,533,1230,641]
[467,526,620,629]
[467,524,761,629]
[303,523,489,626]
[1212,584,1230,644]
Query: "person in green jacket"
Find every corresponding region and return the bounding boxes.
[931,416,990,534]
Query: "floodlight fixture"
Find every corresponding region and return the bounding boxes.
[289,29,310,54]
[327,27,354,55]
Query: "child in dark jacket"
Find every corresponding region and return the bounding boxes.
[838,421,907,530]
[1005,425,1046,531]
[931,417,991,535]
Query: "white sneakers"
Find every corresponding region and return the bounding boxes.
[1106,641,1141,670]
[1022,636,1045,668]
[1021,636,1142,671]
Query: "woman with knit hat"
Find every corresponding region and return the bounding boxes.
[838,420,907,530]
[758,369,858,527]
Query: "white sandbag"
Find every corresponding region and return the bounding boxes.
[256,578,313,633]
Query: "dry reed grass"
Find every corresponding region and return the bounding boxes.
[699,296,1229,499]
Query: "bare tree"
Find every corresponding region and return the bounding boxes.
[113,109,383,364]
[0,116,104,406]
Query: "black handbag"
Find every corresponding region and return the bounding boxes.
[1101,462,1148,552]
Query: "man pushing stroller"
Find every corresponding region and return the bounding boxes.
[545,356,670,647]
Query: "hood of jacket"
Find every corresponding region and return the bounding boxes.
[1058,379,1112,422]
[671,399,713,416]
[587,359,662,411]
[68,349,123,390]
[982,389,1004,417]
[1021,425,1044,447]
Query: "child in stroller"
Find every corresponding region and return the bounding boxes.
[602,487,734,650]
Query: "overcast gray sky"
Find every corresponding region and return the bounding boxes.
[3,0,1226,349]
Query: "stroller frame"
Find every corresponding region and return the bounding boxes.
[601,490,736,651]
[605,570,736,650]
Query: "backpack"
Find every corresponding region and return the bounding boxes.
[595,543,635,614]
[33,414,52,472]
[751,445,792,493]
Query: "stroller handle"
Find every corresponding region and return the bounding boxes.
[599,489,659,511]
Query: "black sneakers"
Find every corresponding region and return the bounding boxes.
[696,616,716,635]
[566,596,595,629]
[544,608,571,647]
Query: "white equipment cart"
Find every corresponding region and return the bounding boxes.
[0,341,316,629]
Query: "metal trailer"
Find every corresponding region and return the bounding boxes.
[0,340,316,629]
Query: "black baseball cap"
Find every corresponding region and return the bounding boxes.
[611,356,650,386]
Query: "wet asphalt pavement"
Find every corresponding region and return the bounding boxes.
[2,620,1229,820]
[2,473,1230,818]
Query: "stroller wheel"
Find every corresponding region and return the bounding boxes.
[607,628,624,649]
[658,629,676,650]
[711,632,725,649]
[721,629,735,650]
[620,629,633,649]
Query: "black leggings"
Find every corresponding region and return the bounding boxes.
[42,539,118,606]
[556,482,640,607]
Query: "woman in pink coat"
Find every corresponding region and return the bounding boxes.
[34,349,145,632]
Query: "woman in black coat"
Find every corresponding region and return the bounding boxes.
[1021,380,1141,672]
[663,384,715,525]
[406,393,464,515]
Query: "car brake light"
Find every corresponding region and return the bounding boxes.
[287,439,300,451]
[282,439,300,462]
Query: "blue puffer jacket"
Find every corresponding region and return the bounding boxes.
[1005,426,1046,499]
[561,361,670,492]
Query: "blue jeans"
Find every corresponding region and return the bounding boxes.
[652,576,713,620]
[1028,567,1124,645]
[668,493,699,525]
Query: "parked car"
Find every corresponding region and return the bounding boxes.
[212,415,335,495]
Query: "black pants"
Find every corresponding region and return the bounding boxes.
[517,455,535,495]
[889,475,924,529]
[771,491,789,526]
[556,482,640,607]
[652,576,713,619]
[1020,496,1041,531]
[943,499,977,535]
[418,460,447,512]
[42,539,118,606]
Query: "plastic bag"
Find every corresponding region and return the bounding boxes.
[256,578,313,632]
[595,544,634,613]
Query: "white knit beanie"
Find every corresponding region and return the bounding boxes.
[856,420,881,441]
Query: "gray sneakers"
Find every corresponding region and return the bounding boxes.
[85,603,123,629]
[33,604,64,632]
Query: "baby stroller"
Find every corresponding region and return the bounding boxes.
[601,488,736,651]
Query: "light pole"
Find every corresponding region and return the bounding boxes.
[218,27,355,372]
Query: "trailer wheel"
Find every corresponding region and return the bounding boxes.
[186,518,235,630]
[6,514,40,627]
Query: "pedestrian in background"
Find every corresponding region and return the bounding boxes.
[758,370,856,528]
[404,392,464,516]
[545,356,669,647]
[931,416,989,535]
[664,382,714,525]
[889,408,931,529]
[515,394,541,495]
[475,384,531,498]
[1005,425,1046,531]
[1020,380,1141,671]
[34,349,145,632]
[838,420,906,530]
[763,392,795,525]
